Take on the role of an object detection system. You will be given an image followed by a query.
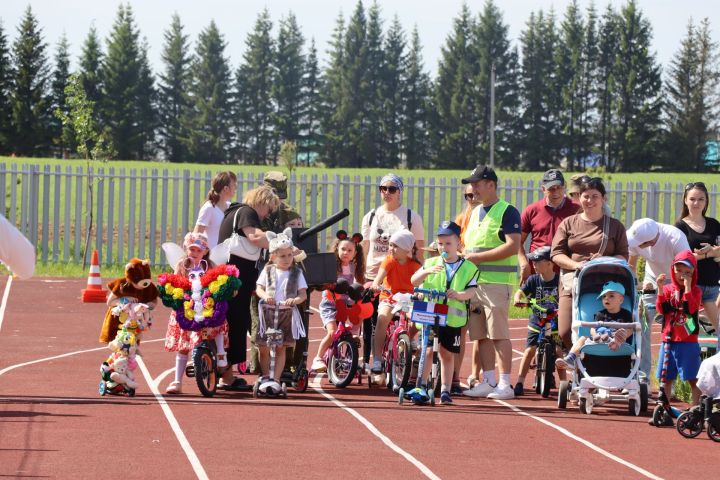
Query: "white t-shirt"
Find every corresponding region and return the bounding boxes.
[629,223,690,286]
[361,205,424,280]
[256,267,309,303]
[195,200,228,248]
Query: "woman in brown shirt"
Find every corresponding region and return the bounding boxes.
[551,177,629,348]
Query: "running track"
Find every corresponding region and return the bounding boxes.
[0,276,717,479]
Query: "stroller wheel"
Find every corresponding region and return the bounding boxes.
[557,381,569,409]
[676,409,703,438]
[707,423,720,442]
[579,397,592,415]
[639,383,649,413]
[627,398,640,417]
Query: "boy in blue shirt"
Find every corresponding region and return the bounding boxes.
[512,246,562,395]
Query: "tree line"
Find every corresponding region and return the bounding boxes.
[0,1,718,172]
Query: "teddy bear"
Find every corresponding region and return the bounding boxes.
[108,356,138,390]
[99,258,159,344]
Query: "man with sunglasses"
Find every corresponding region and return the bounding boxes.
[456,184,482,245]
[518,169,579,284]
[461,165,522,400]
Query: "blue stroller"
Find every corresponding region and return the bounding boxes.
[557,257,649,416]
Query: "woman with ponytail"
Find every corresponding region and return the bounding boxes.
[194,171,237,248]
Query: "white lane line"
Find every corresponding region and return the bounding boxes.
[0,275,12,334]
[494,399,663,480]
[310,374,441,480]
[0,338,164,377]
[136,357,209,480]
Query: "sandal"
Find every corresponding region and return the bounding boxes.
[166,381,182,394]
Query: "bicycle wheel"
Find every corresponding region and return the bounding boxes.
[390,333,412,390]
[539,342,554,398]
[328,337,358,388]
[534,347,544,394]
[193,346,217,398]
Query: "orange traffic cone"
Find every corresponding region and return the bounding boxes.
[82,250,107,303]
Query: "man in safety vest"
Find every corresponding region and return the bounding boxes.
[461,165,521,400]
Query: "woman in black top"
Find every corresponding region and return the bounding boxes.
[675,182,720,331]
[217,185,280,384]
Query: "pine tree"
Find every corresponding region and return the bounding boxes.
[401,27,433,168]
[236,9,275,164]
[136,40,157,160]
[0,21,15,153]
[50,33,73,157]
[596,4,619,169]
[381,15,405,167]
[320,12,347,167]
[518,10,561,170]
[182,20,233,163]
[473,0,521,168]
[556,0,585,170]
[298,38,323,166]
[434,3,477,169]
[101,3,142,159]
[273,12,305,159]
[11,6,52,156]
[578,2,598,170]
[158,13,192,162]
[611,0,662,171]
[363,2,384,167]
[78,26,103,111]
[340,1,369,168]
[665,18,720,171]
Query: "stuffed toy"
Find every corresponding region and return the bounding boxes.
[107,356,138,390]
[99,258,159,344]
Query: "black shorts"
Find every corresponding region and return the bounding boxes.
[428,325,463,354]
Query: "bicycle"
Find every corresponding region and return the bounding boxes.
[400,288,446,406]
[368,287,413,392]
[185,327,218,397]
[514,296,559,399]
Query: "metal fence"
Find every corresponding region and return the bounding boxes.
[2,162,718,267]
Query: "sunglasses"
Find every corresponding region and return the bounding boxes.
[379,185,399,194]
[464,193,474,201]
[685,182,707,191]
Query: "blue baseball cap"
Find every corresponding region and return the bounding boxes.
[437,220,461,237]
[597,281,625,299]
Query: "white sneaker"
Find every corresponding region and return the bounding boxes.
[463,379,496,397]
[311,357,327,372]
[487,384,515,400]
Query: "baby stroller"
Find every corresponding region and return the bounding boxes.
[558,257,648,416]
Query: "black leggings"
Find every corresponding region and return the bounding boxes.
[226,258,259,365]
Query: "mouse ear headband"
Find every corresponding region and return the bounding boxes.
[336,230,363,244]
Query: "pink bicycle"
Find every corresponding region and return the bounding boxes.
[368,288,414,392]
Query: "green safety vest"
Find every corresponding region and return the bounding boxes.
[463,199,518,285]
[421,256,478,327]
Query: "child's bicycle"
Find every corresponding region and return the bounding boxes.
[368,288,414,392]
[184,328,219,397]
[676,394,720,441]
[515,296,559,399]
[399,288,446,406]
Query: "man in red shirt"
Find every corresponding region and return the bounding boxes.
[519,169,580,284]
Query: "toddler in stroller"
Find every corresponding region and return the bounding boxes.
[555,257,647,415]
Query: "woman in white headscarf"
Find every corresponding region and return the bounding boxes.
[359,173,426,365]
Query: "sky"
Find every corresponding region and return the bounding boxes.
[2,0,718,77]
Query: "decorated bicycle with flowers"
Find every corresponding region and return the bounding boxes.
[158,263,241,397]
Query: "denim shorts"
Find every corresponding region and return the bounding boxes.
[699,284,720,303]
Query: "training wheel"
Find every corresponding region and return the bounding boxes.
[98,381,107,396]
[398,387,405,405]
[428,388,435,407]
[252,380,260,398]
